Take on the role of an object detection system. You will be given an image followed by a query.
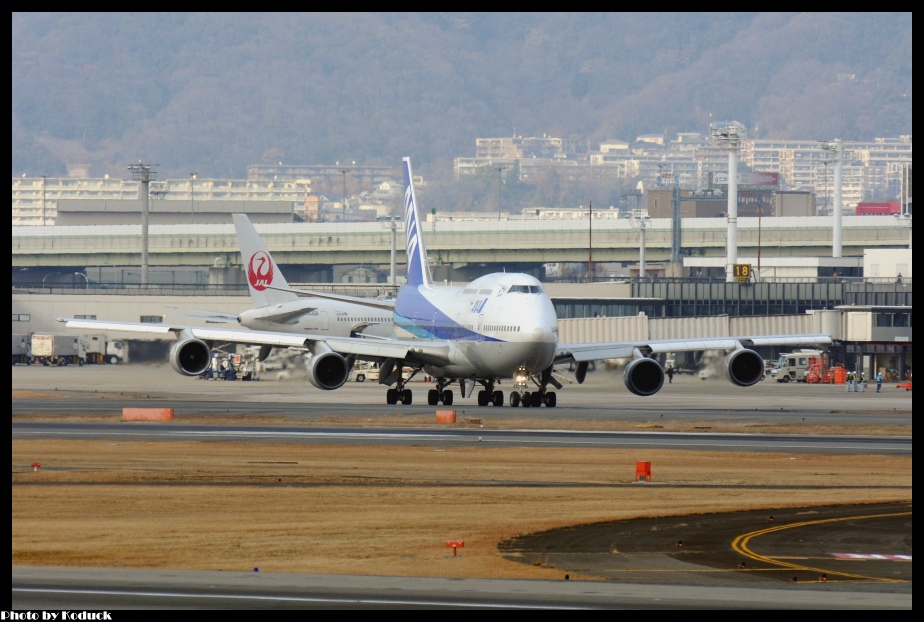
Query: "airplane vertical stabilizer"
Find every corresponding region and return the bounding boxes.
[232,213,298,308]
[402,157,433,288]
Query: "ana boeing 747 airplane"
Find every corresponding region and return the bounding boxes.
[62,157,831,407]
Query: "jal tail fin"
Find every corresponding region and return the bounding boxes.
[232,213,297,308]
[402,157,433,287]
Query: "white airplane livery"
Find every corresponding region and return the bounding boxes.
[62,156,831,408]
[230,213,394,339]
[143,213,395,350]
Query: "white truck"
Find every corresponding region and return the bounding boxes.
[769,349,825,383]
[12,334,31,365]
[30,334,82,366]
[21,333,127,366]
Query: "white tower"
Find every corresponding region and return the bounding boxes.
[820,139,845,258]
[710,121,746,282]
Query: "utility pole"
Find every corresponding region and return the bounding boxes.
[189,172,197,224]
[629,212,650,279]
[337,161,354,221]
[496,165,506,220]
[41,175,47,226]
[588,201,593,281]
[380,214,399,290]
[128,162,157,286]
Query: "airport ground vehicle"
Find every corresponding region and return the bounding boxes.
[11,334,31,365]
[350,361,379,382]
[12,333,127,366]
[769,349,826,382]
[29,334,82,366]
[198,351,260,381]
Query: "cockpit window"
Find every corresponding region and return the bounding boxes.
[509,285,544,294]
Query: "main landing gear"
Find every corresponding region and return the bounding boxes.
[427,378,454,406]
[476,380,504,407]
[385,365,423,405]
[386,387,412,405]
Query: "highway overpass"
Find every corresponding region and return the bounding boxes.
[13,215,911,283]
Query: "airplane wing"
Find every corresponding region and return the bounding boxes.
[266,285,396,311]
[59,318,452,366]
[166,307,241,324]
[555,333,833,363]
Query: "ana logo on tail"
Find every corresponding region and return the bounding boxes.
[247,251,274,290]
[402,157,431,287]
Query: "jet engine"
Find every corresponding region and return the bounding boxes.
[169,336,212,376]
[306,351,350,390]
[257,344,273,362]
[623,357,665,396]
[724,348,765,387]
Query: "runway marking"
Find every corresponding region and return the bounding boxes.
[832,553,912,561]
[12,587,588,610]
[732,510,911,582]
[18,427,911,454]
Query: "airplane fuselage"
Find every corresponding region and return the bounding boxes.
[393,273,558,378]
[238,300,394,338]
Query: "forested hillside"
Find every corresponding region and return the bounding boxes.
[12,12,912,185]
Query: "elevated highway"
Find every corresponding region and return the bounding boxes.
[12,216,909,275]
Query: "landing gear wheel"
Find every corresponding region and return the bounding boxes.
[477,390,489,406]
[428,389,440,405]
[509,392,520,407]
[543,391,557,407]
[531,392,543,407]
[442,390,453,405]
[492,390,503,406]
[522,391,532,407]
[401,389,413,405]
[386,388,398,404]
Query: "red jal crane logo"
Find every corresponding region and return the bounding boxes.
[247,252,274,291]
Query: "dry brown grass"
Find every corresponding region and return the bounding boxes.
[12,437,912,580]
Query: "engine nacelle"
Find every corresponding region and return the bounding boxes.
[623,357,665,396]
[306,351,350,390]
[169,337,212,376]
[724,348,765,387]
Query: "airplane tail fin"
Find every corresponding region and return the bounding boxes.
[232,213,297,308]
[402,157,433,288]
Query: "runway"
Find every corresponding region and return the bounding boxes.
[11,363,912,609]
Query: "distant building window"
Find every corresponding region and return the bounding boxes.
[140,315,164,324]
[74,314,97,320]
[12,314,30,322]
[875,312,911,328]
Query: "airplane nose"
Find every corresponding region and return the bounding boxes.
[530,323,556,344]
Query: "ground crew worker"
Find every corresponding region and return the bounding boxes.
[876,371,883,393]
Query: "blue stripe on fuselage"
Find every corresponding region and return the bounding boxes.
[394,285,502,342]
